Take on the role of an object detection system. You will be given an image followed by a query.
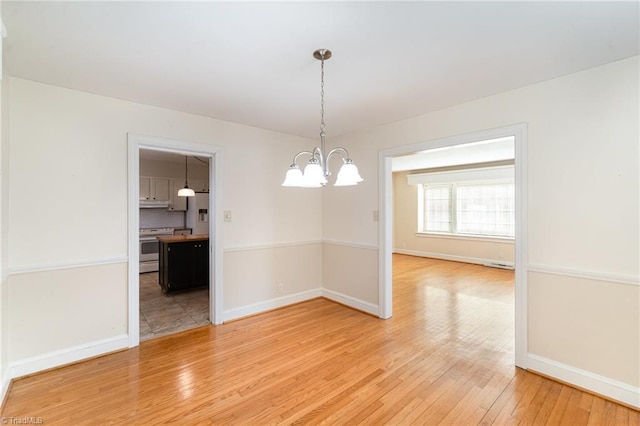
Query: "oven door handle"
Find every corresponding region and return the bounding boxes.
[140,234,173,242]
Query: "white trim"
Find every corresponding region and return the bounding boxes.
[321,289,379,316]
[127,139,140,348]
[224,240,322,253]
[0,369,11,408]
[379,155,393,319]
[379,123,528,368]
[527,354,640,409]
[211,147,225,327]
[127,133,224,350]
[322,239,378,251]
[223,289,322,322]
[394,248,514,269]
[407,164,514,185]
[513,123,529,368]
[415,232,515,244]
[223,239,383,253]
[528,264,639,287]
[7,256,128,276]
[8,334,128,380]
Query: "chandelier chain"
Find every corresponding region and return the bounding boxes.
[320,56,325,133]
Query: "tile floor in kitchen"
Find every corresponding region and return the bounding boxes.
[139,272,210,341]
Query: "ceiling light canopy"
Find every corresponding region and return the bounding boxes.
[282,49,363,188]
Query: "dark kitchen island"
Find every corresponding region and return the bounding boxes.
[157,234,209,294]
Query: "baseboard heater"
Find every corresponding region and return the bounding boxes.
[484,262,514,270]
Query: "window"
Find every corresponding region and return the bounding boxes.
[423,181,515,238]
[424,185,452,233]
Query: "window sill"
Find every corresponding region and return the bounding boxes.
[415,232,515,244]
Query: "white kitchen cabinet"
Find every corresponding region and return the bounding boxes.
[140,177,170,201]
[169,179,188,211]
[139,177,151,201]
[151,178,170,201]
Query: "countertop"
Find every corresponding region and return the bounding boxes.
[157,234,209,243]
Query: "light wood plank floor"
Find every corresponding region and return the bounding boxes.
[2,255,638,424]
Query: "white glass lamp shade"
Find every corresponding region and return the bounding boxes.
[178,186,195,197]
[282,166,304,187]
[301,162,327,187]
[334,162,364,186]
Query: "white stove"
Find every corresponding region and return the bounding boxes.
[140,227,175,237]
[139,228,175,273]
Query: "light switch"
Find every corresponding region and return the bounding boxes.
[224,210,232,222]
[373,210,379,222]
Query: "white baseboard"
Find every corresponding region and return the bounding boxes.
[223,288,322,322]
[3,288,369,391]
[222,288,380,322]
[394,248,514,268]
[527,353,639,409]
[321,289,379,316]
[8,334,129,380]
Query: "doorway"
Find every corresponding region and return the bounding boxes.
[378,124,528,368]
[127,134,223,348]
[138,149,211,341]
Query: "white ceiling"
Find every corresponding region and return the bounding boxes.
[2,2,638,139]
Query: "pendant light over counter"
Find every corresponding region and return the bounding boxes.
[178,155,195,197]
[282,49,363,188]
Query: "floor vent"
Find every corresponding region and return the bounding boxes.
[484,262,514,270]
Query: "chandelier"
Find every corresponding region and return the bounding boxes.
[282,49,363,187]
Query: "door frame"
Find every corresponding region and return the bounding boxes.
[377,123,528,368]
[127,133,224,348]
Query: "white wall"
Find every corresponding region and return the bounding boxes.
[393,171,515,265]
[224,243,322,317]
[140,158,208,180]
[323,57,639,400]
[1,56,638,407]
[4,77,323,366]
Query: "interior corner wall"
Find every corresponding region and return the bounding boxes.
[392,171,515,265]
[322,56,640,396]
[4,77,322,366]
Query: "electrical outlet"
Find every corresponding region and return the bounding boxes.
[373,210,379,222]
[498,251,504,259]
[224,210,232,222]
[278,283,284,293]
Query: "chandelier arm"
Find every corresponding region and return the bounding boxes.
[291,150,316,166]
[326,147,350,162]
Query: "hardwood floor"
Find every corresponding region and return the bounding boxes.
[2,255,638,424]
